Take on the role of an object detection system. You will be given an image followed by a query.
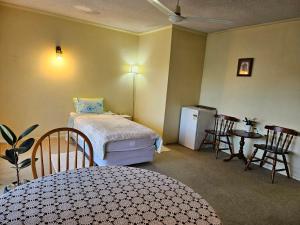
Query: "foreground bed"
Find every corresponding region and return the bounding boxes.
[68,112,162,166]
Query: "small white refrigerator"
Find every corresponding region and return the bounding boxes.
[179,106,217,150]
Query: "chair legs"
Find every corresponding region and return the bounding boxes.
[245,148,258,171]
[282,154,290,179]
[271,154,277,184]
[226,136,234,155]
[259,150,267,167]
[215,137,221,159]
[246,150,290,184]
[212,134,217,152]
[200,133,233,159]
[199,133,209,151]
[270,153,291,183]
[215,135,233,159]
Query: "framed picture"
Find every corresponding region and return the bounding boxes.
[237,58,254,77]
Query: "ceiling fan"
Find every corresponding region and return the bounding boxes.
[148,0,233,25]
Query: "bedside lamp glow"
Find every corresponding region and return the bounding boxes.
[129,65,139,75]
[56,46,63,61]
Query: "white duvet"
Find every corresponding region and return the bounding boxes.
[68,113,162,159]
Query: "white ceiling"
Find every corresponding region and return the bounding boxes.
[2,0,300,33]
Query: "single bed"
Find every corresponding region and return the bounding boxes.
[68,112,162,166]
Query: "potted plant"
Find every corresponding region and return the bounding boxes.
[243,117,257,133]
[0,124,39,192]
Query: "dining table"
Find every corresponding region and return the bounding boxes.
[0,166,221,225]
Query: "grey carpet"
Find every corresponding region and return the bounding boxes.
[134,145,300,225]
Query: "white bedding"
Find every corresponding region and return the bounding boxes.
[68,112,162,160]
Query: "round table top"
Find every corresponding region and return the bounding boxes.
[0,166,221,225]
[229,129,263,139]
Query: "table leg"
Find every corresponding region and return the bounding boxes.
[237,137,247,164]
[224,137,247,164]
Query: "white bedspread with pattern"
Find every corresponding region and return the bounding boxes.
[68,113,162,159]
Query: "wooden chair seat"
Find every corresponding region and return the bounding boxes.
[253,144,286,154]
[205,129,230,137]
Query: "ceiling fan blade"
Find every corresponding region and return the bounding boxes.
[185,16,233,25]
[147,0,177,16]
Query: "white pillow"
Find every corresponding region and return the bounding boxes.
[73,97,104,114]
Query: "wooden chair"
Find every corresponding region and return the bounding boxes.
[245,125,298,183]
[31,127,94,179]
[199,114,240,158]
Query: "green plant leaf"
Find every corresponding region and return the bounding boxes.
[0,125,16,146]
[17,124,39,141]
[19,158,31,164]
[5,149,17,164]
[2,125,17,143]
[20,163,31,169]
[19,158,37,169]
[19,158,31,169]
[15,147,29,154]
[18,138,35,154]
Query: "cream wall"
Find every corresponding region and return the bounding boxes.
[0,4,205,143]
[135,26,206,141]
[0,5,138,136]
[163,27,206,143]
[200,20,300,180]
[135,28,172,135]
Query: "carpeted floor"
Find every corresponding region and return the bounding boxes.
[135,145,300,225]
[1,143,300,225]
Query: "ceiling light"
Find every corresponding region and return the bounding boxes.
[74,5,93,13]
[73,5,100,14]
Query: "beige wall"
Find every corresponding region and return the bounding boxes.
[135,28,172,135]
[0,5,138,136]
[200,20,300,180]
[163,27,206,143]
[135,26,206,141]
[0,4,205,143]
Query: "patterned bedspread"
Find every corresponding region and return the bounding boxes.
[68,113,162,159]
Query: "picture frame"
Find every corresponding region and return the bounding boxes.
[237,58,254,77]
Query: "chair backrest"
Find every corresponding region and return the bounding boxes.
[31,127,94,179]
[264,125,298,153]
[214,114,240,134]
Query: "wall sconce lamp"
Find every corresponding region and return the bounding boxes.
[56,46,63,61]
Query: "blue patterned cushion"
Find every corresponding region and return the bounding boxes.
[73,98,104,114]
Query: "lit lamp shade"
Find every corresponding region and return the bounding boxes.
[129,65,139,74]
